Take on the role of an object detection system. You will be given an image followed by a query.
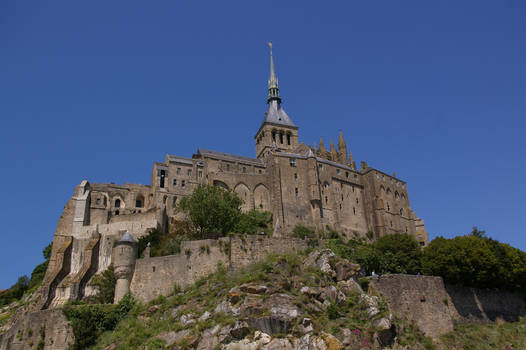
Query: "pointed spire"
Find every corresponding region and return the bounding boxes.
[330,138,338,161]
[318,136,327,157]
[337,130,348,165]
[267,42,281,103]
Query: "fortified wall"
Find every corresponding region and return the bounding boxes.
[370,274,526,339]
[127,235,308,302]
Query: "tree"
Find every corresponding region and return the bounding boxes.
[373,233,422,274]
[177,185,243,237]
[234,210,273,235]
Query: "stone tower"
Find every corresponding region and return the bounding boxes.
[255,42,299,158]
[113,231,137,303]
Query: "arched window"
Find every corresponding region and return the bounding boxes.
[400,208,403,215]
[136,195,144,208]
[286,133,291,145]
[114,199,121,208]
[272,130,276,142]
[279,132,284,144]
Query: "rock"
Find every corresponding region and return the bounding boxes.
[324,285,346,305]
[230,321,250,339]
[360,294,380,319]
[215,300,233,314]
[247,316,291,335]
[337,279,363,295]
[263,338,295,350]
[300,286,322,298]
[146,305,160,314]
[334,261,361,281]
[222,332,273,350]
[320,332,344,350]
[341,328,351,346]
[297,334,326,350]
[374,323,397,348]
[240,283,268,294]
[254,331,272,345]
[299,318,314,334]
[372,317,391,330]
[180,313,196,326]
[304,249,336,277]
[229,287,242,304]
[197,326,221,350]
[199,311,212,322]
[156,329,190,347]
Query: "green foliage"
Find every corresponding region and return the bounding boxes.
[373,233,422,274]
[90,265,116,304]
[358,277,370,292]
[63,294,135,350]
[137,229,182,258]
[291,224,316,239]
[327,302,339,319]
[234,210,273,235]
[422,234,526,291]
[177,185,243,237]
[35,326,45,350]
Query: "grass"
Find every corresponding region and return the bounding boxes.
[440,317,526,350]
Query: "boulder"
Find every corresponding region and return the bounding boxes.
[304,249,336,277]
[247,316,291,335]
[230,321,250,339]
[199,311,212,322]
[156,329,190,347]
[240,283,268,295]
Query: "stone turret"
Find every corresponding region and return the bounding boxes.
[113,231,137,303]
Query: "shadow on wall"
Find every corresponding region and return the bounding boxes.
[445,283,526,323]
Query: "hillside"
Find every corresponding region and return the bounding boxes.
[58,249,524,350]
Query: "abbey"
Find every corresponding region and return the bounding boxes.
[38,46,428,308]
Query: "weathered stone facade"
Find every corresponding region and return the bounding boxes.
[32,46,427,309]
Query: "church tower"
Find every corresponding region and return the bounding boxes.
[255,43,299,159]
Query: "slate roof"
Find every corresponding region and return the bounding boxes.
[262,100,297,128]
[197,149,263,166]
[118,231,136,243]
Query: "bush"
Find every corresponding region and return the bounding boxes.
[234,210,273,235]
[422,234,526,291]
[373,233,422,274]
[177,185,243,237]
[63,294,135,350]
[291,224,316,240]
[90,265,116,304]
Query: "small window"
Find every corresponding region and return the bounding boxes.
[115,199,121,208]
[272,130,276,141]
[172,196,177,206]
[325,196,328,204]
[187,169,192,176]
[287,133,291,145]
[290,158,296,167]
[387,203,390,211]
[356,198,359,204]
[181,180,185,188]
[136,199,144,208]
[279,132,283,144]
[354,174,358,179]
[353,207,356,215]
[198,171,203,178]
[176,168,181,174]
[295,188,299,197]
[173,179,177,186]
[115,210,119,215]
[336,169,340,175]
[226,164,230,171]
[294,173,298,181]
[345,172,349,178]
[400,208,403,215]
[318,164,323,171]
[258,169,262,174]
[390,221,393,227]
[242,167,246,173]
[96,198,101,205]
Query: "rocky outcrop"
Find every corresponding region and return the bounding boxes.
[0,309,73,350]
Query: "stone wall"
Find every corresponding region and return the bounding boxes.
[130,236,308,302]
[0,309,73,350]
[369,274,525,339]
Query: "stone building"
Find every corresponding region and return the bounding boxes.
[37,45,428,308]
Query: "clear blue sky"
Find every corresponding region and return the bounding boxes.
[1,1,525,289]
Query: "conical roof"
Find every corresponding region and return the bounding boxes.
[262,100,296,128]
[118,231,136,243]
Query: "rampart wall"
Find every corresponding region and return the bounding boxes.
[370,274,525,339]
[130,236,307,302]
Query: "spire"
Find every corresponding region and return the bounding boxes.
[267,42,281,103]
[337,130,348,165]
[330,138,338,161]
[318,136,327,157]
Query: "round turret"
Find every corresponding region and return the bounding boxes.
[113,231,137,303]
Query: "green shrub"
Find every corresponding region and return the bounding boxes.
[63,294,135,350]
[90,265,116,304]
[291,224,316,239]
[359,277,370,292]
